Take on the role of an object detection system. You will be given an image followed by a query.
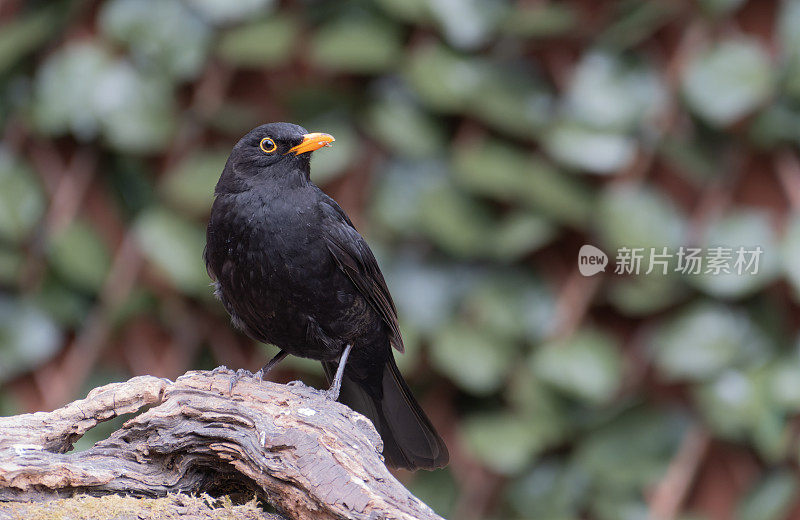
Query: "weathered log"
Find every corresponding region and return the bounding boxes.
[0,493,286,520]
[0,369,445,520]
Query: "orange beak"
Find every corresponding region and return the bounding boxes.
[287,132,335,155]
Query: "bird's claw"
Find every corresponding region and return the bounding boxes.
[324,380,342,401]
[228,368,255,394]
[211,365,232,376]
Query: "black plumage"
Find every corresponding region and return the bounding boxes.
[204,122,448,470]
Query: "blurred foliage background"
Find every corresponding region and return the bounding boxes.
[2,0,800,518]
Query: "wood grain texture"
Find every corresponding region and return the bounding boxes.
[0,370,445,520]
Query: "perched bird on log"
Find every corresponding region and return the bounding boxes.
[204,122,448,470]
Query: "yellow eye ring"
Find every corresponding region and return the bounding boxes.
[260,137,277,153]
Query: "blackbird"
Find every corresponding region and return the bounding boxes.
[204,122,449,470]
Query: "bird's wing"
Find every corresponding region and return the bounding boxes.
[203,245,217,281]
[321,197,404,353]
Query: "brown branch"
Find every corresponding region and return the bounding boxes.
[42,231,144,410]
[647,426,710,520]
[775,149,800,211]
[551,267,604,340]
[0,370,445,520]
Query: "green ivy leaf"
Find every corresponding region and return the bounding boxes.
[0,5,62,75]
[31,42,112,140]
[134,208,209,296]
[370,159,447,236]
[0,298,62,383]
[0,248,22,285]
[507,459,588,519]
[575,409,689,496]
[48,220,111,293]
[184,0,275,25]
[688,211,779,299]
[406,469,457,518]
[768,356,800,411]
[374,0,430,23]
[405,44,484,113]
[417,186,493,257]
[699,0,746,16]
[501,4,576,38]
[779,0,800,100]
[490,211,555,261]
[160,150,229,217]
[781,213,800,301]
[468,66,552,138]
[95,62,176,153]
[681,39,774,127]
[695,369,787,460]
[217,15,297,67]
[364,86,446,158]
[607,273,687,316]
[543,120,637,174]
[430,324,517,395]
[427,0,504,50]
[453,139,593,226]
[563,52,665,132]
[737,471,798,520]
[385,256,476,334]
[530,329,623,404]
[649,303,769,381]
[598,1,678,48]
[310,17,402,73]
[0,153,44,243]
[32,43,176,152]
[596,184,686,251]
[100,0,211,80]
[462,412,544,474]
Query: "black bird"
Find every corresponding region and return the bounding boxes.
[204,122,449,470]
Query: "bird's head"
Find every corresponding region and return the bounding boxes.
[217,122,335,192]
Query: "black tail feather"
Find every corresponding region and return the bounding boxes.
[323,356,449,470]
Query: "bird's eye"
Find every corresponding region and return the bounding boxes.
[260,137,277,154]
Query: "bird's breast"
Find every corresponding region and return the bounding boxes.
[210,191,335,296]
[206,187,378,358]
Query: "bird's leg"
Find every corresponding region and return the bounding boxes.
[229,350,289,392]
[325,343,353,401]
[254,350,288,381]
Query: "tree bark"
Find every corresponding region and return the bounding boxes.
[0,369,445,520]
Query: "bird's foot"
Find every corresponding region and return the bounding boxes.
[255,350,288,382]
[211,365,232,375]
[228,368,256,393]
[324,379,342,401]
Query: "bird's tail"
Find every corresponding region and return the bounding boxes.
[323,356,449,470]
